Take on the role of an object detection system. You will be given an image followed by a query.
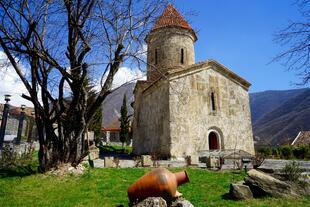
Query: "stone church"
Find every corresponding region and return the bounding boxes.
[132,5,255,159]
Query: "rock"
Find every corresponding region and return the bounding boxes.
[47,163,85,176]
[82,155,89,161]
[244,169,298,198]
[171,197,194,207]
[142,155,153,167]
[81,160,90,166]
[133,197,167,207]
[290,181,310,196]
[229,183,253,200]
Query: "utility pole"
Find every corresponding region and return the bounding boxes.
[0,95,11,150]
[16,104,26,145]
[27,111,35,143]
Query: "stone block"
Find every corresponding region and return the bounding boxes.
[189,155,199,165]
[119,160,136,168]
[104,156,117,168]
[142,155,153,167]
[207,156,220,168]
[89,147,99,160]
[93,159,105,168]
[197,162,207,168]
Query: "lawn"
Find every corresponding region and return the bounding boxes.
[0,168,309,207]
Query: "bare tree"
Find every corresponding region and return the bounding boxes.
[0,0,166,172]
[273,0,310,85]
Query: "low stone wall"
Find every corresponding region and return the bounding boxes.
[258,159,310,173]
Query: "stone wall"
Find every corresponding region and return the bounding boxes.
[146,27,196,81]
[168,63,255,158]
[132,80,171,157]
[133,62,255,158]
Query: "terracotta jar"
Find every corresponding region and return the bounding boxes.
[127,167,189,202]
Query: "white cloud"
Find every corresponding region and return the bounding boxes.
[95,67,146,91]
[0,51,32,107]
[112,67,146,88]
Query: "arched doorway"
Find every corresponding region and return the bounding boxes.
[209,131,219,150]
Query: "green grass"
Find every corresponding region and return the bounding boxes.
[0,168,309,207]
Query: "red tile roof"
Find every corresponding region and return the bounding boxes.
[0,103,34,116]
[152,4,194,32]
[102,117,120,132]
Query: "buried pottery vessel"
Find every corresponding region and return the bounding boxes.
[127,167,189,202]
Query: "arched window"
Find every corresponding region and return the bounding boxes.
[211,92,216,111]
[181,48,184,64]
[155,49,158,65]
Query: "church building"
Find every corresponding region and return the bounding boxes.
[132,5,255,159]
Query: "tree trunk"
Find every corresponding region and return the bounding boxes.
[36,116,88,172]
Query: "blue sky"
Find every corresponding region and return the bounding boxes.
[174,0,307,92]
[0,0,307,106]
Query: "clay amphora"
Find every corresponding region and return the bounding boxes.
[127,167,189,202]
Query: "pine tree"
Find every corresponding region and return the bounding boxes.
[119,94,130,148]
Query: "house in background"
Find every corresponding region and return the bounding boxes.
[0,104,37,142]
[291,131,310,146]
[102,118,122,143]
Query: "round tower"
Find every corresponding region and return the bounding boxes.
[146,4,197,81]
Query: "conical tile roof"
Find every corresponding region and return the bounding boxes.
[152,4,194,32]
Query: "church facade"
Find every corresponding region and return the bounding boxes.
[132,5,255,159]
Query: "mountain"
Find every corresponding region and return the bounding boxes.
[102,83,135,129]
[250,88,308,123]
[250,88,310,146]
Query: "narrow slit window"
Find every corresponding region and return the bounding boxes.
[181,48,184,64]
[155,49,158,65]
[211,92,216,111]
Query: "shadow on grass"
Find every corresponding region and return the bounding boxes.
[99,145,132,154]
[0,165,38,178]
[221,192,234,200]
